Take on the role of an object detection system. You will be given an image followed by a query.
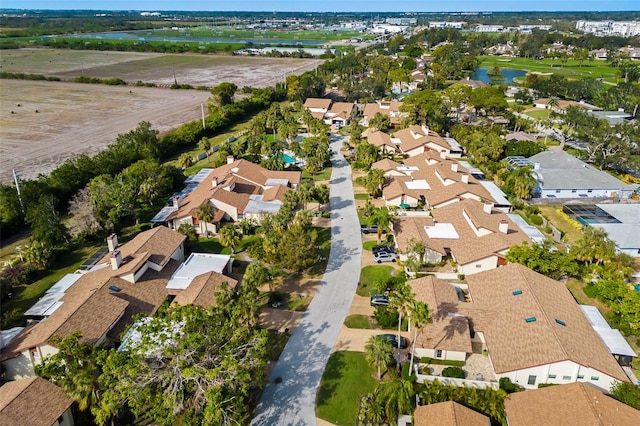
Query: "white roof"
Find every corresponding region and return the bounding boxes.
[507,214,546,245]
[166,252,231,290]
[265,178,289,186]
[457,160,484,178]
[245,195,282,215]
[479,181,511,206]
[46,273,83,294]
[596,203,640,224]
[580,305,637,357]
[405,179,430,190]
[1,327,25,349]
[424,223,459,239]
[24,292,65,317]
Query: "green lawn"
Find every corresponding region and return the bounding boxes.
[344,314,371,329]
[354,193,370,200]
[357,265,394,296]
[525,109,553,121]
[316,351,377,425]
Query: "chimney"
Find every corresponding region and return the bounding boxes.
[107,233,119,252]
[451,163,458,173]
[440,150,447,159]
[421,124,430,135]
[111,250,123,270]
[534,162,540,171]
[172,196,180,209]
[461,174,469,184]
[483,202,493,214]
[226,155,235,165]
[212,177,218,188]
[499,220,509,234]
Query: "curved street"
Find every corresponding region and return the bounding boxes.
[251,135,362,425]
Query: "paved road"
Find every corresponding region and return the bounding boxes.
[251,135,362,425]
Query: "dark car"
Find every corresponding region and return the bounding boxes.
[379,333,408,349]
[360,224,378,234]
[370,294,390,307]
[372,245,395,254]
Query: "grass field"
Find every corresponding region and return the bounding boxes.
[479,56,620,84]
[316,351,377,425]
[357,265,394,296]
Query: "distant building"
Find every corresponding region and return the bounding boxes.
[386,17,417,25]
[576,20,640,37]
[429,21,466,29]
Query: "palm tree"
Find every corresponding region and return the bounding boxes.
[178,153,193,171]
[218,225,241,254]
[374,377,416,422]
[195,202,216,235]
[365,335,395,380]
[198,137,211,162]
[408,300,431,376]
[389,282,414,362]
[371,206,393,244]
[313,184,330,211]
[364,168,386,198]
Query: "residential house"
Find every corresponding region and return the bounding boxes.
[367,130,398,154]
[590,204,640,257]
[533,98,601,113]
[504,131,537,142]
[454,77,489,89]
[157,158,301,234]
[484,43,518,56]
[0,376,74,426]
[303,97,332,120]
[393,198,530,274]
[465,264,631,392]
[408,276,471,362]
[414,401,489,426]
[392,125,455,158]
[504,382,640,425]
[580,304,637,367]
[528,151,638,199]
[589,110,635,126]
[1,227,186,380]
[361,100,407,128]
[324,102,356,128]
[380,152,495,209]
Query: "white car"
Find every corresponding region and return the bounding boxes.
[373,251,397,263]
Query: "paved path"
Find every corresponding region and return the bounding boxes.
[251,135,362,425]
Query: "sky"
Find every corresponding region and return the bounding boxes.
[1,0,638,12]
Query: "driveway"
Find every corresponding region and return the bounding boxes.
[251,135,363,425]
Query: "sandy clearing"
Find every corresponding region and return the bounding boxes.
[0,80,211,183]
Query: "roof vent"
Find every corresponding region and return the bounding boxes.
[512,290,523,295]
[555,319,566,326]
[525,317,536,323]
[109,285,121,292]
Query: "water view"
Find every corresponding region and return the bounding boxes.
[470,67,527,85]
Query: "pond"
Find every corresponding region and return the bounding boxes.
[470,67,527,85]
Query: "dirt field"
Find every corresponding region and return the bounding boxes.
[0,49,323,183]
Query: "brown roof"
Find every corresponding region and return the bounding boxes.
[393,199,530,265]
[383,154,493,208]
[262,185,290,202]
[408,276,472,353]
[536,98,599,111]
[303,98,332,110]
[0,376,73,426]
[504,382,640,426]
[168,159,300,221]
[99,226,186,267]
[368,130,395,150]
[455,78,489,89]
[466,264,629,382]
[363,101,405,125]
[327,102,355,118]
[393,125,450,153]
[414,401,490,426]
[172,271,238,308]
[372,158,402,173]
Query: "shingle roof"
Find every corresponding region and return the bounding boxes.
[372,158,402,173]
[303,98,332,110]
[393,199,530,265]
[393,125,451,152]
[172,271,238,308]
[414,401,490,426]
[0,376,73,426]
[466,264,629,382]
[504,382,640,426]
[363,101,405,125]
[367,130,395,150]
[99,226,186,267]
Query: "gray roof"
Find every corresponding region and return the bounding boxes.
[592,223,640,250]
[529,151,638,191]
[589,110,635,126]
[580,305,637,357]
[596,203,640,224]
[507,214,546,245]
[245,195,282,215]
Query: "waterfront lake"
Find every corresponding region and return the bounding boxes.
[470,67,527,85]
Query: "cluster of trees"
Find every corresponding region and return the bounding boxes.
[37,281,270,426]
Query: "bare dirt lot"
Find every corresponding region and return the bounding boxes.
[0,49,323,183]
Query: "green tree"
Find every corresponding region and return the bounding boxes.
[374,377,416,422]
[370,206,393,244]
[365,335,395,380]
[610,382,640,410]
[369,112,391,131]
[218,224,241,254]
[178,153,193,171]
[198,137,212,162]
[570,227,617,268]
[506,242,580,280]
[195,202,216,235]
[389,283,414,358]
[363,168,386,198]
[177,223,198,253]
[408,301,430,376]
[210,82,237,106]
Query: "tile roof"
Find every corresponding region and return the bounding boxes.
[466,264,629,382]
[172,271,238,308]
[168,159,300,221]
[504,382,640,426]
[393,199,530,265]
[0,376,73,426]
[414,401,490,426]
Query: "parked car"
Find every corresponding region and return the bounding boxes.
[372,245,395,254]
[373,251,396,263]
[361,224,378,234]
[379,333,408,349]
[370,294,390,307]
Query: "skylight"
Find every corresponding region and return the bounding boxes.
[525,317,536,323]
[555,319,566,326]
[512,290,523,295]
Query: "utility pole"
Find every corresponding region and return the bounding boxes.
[12,168,25,215]
[201,103,206,129]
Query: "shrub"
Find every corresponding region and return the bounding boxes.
[529,214,543,226]
[420,358,465,367]
[538,383,559,388]
[373,305,399,329]
[441,366,466,379]
[544,226,553,234]
[584,284,599,298]
[499,377,522,393]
